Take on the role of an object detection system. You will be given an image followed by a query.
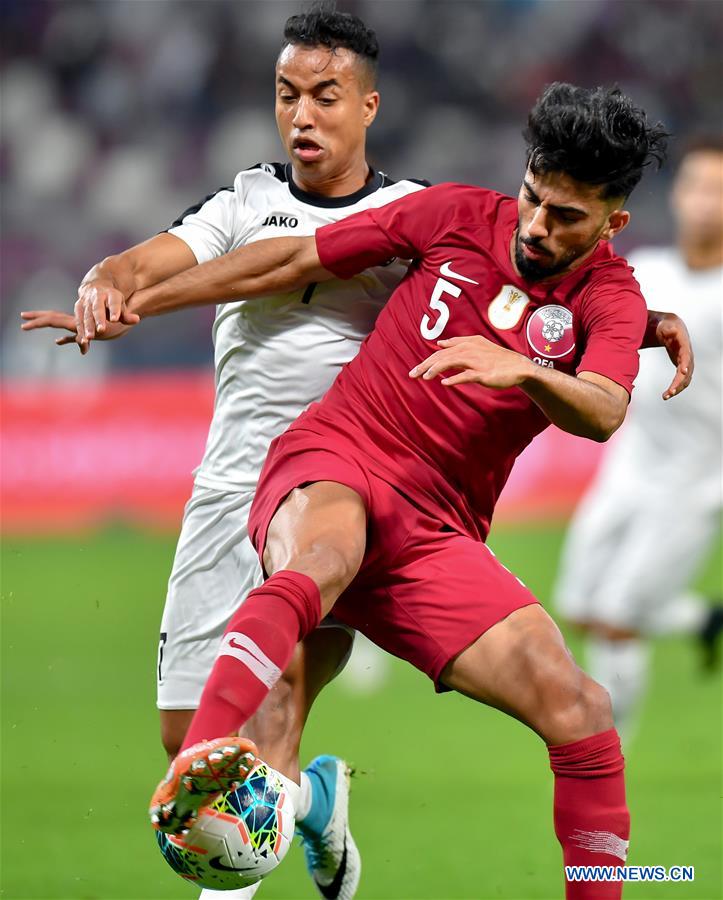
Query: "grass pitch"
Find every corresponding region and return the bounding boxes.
[1,524,720,899]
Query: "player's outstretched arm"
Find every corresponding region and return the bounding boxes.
[20,309,131,353]
[411,335,628,441]
[640,310,694,400]
[116,235,331,325]
[20,234,197,352]
[73,233,198,346]
[75,235,331,345]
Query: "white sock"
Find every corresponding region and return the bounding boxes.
[646,591,708,636]
[275,770,301,817]
[296,770,313,822]
[586,635,650,745]
[199,882,260,899]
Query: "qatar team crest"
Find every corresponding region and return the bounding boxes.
[488,284,530,330]
[526,304,575,358]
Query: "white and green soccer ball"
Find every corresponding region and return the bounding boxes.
[156,761,295,889]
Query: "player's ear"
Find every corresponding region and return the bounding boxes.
[601,209,630,241]
[363,90,380,128]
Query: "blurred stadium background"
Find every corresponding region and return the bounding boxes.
[1,1,721,898]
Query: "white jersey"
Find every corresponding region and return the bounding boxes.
[618,247,722,482]
[553,247,722,631]
[167,163,427,493]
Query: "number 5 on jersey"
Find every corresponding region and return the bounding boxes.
[420,263,479,340]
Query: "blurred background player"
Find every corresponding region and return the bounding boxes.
[554,136,723,741]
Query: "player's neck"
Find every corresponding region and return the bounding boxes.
[289,159,372,199]
[679,235,723,271]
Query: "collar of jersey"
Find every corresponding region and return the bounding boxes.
[284,163,384,208]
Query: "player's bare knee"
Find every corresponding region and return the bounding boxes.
[308,540,364,595]
[543,673,613,743]
[264,538,362,606]
[573,676,614,735]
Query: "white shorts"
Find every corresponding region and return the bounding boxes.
[157,484,353,709]
[554,446,721,632]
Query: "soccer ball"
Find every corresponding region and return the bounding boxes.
[156,761,295,889]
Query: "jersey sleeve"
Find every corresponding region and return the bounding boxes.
[576,264,648,395]
[315,183,457,279]
[166,172,261,264]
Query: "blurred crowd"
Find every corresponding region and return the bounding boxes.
[2,0,721,376]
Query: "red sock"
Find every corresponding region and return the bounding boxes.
[549,728,630,899]
[181,570,321,752]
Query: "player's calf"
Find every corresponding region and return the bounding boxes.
[443,605,626,898]
[242,626,354,781]
[549,728,629,899]
[159,708,195,761]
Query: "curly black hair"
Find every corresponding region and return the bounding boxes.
[282,2,379,84]
[524,83,669,200]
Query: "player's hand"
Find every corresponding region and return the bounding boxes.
[21,308,132,354]
[656,312,694,400]
[410,335,534,389]
[74,279,140,347]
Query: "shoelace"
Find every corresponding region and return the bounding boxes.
[298,827,336,872]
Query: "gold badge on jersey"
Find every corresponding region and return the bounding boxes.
[488,285,531,330]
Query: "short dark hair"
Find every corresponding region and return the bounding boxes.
[282,3,379,84]
[524,83,669,200]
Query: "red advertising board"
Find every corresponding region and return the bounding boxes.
[1,374,603,533]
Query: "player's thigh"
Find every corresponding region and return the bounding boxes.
[336,526,539,690]
[339,520,609,744]
[442,603,611,743]
[263,481,367,608]
[157,485,261,712]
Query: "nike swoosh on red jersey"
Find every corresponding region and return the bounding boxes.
[440,261,479,285]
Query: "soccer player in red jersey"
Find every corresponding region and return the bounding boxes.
[79,84,670,897]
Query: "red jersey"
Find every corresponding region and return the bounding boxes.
[298,183,646,541]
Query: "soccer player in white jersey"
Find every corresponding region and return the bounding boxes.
[553,136,723,740]
[22,7,427,898]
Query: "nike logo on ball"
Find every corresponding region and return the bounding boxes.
[208,855,258,874]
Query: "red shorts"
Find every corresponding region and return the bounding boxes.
[249,427,539,688]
